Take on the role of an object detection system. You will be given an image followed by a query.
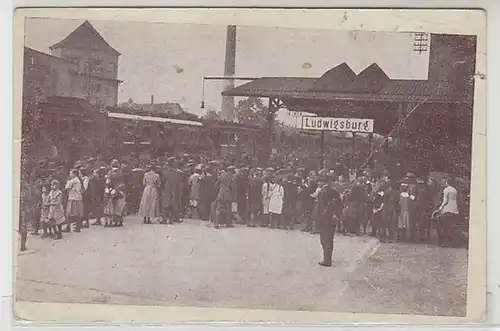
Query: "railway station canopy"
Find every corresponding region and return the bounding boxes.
[222,33,477,137]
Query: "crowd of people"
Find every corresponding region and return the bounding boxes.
[18,151,468,257]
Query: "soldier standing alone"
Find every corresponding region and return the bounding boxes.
[316,175,343,267]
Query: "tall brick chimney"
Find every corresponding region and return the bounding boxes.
[221,25,237,121]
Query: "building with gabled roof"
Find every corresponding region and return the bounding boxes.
[22,21,122,169]
[48,20,122,107]
[50,20,121,56]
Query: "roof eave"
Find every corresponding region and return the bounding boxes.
[49,43,121,56]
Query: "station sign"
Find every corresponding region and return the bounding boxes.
[301,116,374,133]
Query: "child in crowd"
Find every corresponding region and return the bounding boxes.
[103,177,117,227]
[40,184,53,238]
[114,184,127,227]
[47,180,65,240]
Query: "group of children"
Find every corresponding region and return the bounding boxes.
[34,163,129,240]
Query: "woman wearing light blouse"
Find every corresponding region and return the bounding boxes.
[435,178,460,247]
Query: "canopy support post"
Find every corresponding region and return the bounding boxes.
[351,132,356,177]
[368,132,374,170]
[320,130,325,169]
[266,97,283,164]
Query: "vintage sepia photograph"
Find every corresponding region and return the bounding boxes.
[13,9,486,324]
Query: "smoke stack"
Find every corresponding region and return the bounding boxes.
[151,95,154,104]
[221,25,237,121]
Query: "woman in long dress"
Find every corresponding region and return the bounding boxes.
[435,178,460,247]
[398,184,412,241]
[138,165,160,224]
[267,175,284,229]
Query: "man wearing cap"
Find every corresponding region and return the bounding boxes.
[199,165,216,221]
[188,164,203,218]
[89,167,106,225]
[404,173,418,241]
[282,173,298,230]
[214,165,236,229]
[179,162,192,219]
[234,167,249,224]
[299,176,317,233]
[161,158,183,224]
[344,178,365,236]
[247,168,263,227]
[316,175,343,267]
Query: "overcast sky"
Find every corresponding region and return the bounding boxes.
[24,18,430,119]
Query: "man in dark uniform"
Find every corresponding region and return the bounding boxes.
[416,177,430,241]
[214,165,236,229]
[199,165,216,221]
[344,179,365,236]
[234,167,249,224]
[161,158,183,224]
[129,166,146,215]
[179,162,192,219]
[316,175,343,267]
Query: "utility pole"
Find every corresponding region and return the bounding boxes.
[221,25,237,121]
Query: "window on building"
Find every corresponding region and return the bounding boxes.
[96,84,101,93]
[105,62,115,72]
[103,85,110,96]
[142,126,151,138]
[83,61,90,74]
[93,59,102,72]
[29,56,35,65]
[65,57,80,73]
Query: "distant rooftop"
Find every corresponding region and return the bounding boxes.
[117,100,185,115]
[223,33,477,105]
[50,20,121,56]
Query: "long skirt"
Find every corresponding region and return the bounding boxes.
[437,212,462,247]
[138,185,160,219]
[104,200,115,216]
[66,200,84,218]
[48,205,66,225]
[115,198,127,216]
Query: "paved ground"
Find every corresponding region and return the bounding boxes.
[15,216,467,316]
[16,216,379,312]
[335,243,468,317]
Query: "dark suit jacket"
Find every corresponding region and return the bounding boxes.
[161,169,182,209]
[317,185,343,223]
[216,172,235,202]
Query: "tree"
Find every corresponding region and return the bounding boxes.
[202,107,222,122]
[235,97,269,127]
